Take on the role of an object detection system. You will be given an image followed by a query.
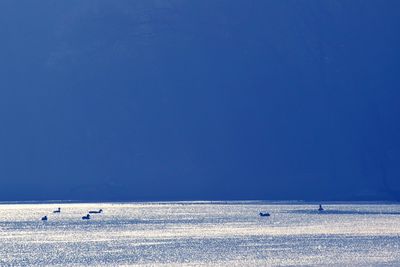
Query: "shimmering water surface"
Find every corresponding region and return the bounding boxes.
[1,202,399,266]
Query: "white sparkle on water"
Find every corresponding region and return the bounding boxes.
[0,202,400,266]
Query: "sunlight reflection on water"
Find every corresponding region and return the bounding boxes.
[0,202,400,266]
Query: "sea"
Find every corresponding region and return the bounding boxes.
[0,201,399,266]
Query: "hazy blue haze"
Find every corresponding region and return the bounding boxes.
[0,1,399,201]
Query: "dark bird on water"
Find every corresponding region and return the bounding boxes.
[89,209,103,214]
[53,208,61,213]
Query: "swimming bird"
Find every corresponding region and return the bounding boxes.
[88,209,103,214]
[53,207,61,213]
[41,216,48,221]
[82,214,91,220]
[259,212,270,217]
[318,204,324,212]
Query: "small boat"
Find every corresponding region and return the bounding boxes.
[318,204,324,212]
[89,209,103,214]
[82,214,91,220]
[53,208,61,213]
[41,216,48,221]
[259,212,270,217]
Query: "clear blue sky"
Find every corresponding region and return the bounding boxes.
[0,1,399,201]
